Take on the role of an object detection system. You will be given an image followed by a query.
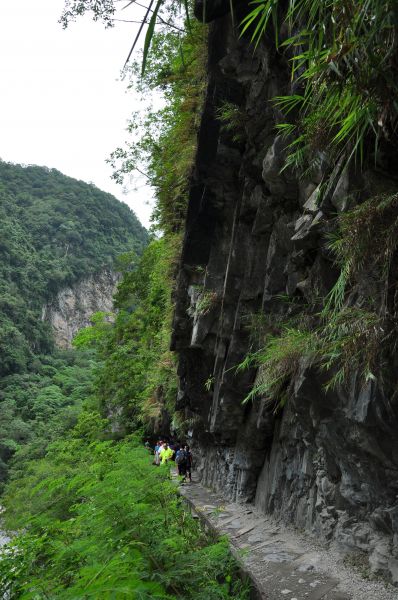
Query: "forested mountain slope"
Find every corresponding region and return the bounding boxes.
[0,160,147,375]
[0,161,147,487]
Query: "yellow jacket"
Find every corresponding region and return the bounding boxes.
[159,447,174,464]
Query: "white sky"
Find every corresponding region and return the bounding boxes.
[0,0,154,227]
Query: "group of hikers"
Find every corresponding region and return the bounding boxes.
[152,440,193,482]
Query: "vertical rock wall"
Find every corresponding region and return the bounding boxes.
[172,3,398,584]
[43,270,119,348]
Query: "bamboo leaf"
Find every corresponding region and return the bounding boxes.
[141,0,164,76]
[123,0,154,68]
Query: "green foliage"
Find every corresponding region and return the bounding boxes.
[141,0,167,76]
[61,0,193,75]
[204,375,215,392]
[109,20,207,234]
[237,192,398,404]
[320,308,383,390]
[61,0,115,28]
[0,350,97,490]
[325,193,398,312]
[75,238,178,431]
[196,290,219,316]
[241,0,279,48]
[239,191,398,401]
[238,308,387,406]
[0,161,147,486]
[241,0,398,173]
[1,429,250,599]
[318,193,398,389]
[216,102,246,143]
[238,327,318,409]
[73,311,114,349]
[94,19,208,430]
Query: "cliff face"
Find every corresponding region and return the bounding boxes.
[43,270,118,348]
[172,2,398,585]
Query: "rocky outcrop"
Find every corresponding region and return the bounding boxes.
[43,270,118,348]
[172,3,398,585]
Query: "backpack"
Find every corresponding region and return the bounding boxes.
[175,449,187,465]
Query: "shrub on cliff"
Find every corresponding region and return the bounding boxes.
[242,0,398,176]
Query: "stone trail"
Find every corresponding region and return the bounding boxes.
[177,475,397,600]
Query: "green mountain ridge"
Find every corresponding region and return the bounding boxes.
[0,160,148,375]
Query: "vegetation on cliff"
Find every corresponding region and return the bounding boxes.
[243,0,398,175]
[103,15,207,427]
[73,238,178,432]
[233,1,398,411]
[238,190,398,409]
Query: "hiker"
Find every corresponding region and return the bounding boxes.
[184,445,192,482]
[175,446,187,479]
[159,442,173,465]
[168,439,177,460]
[154,440,162,466]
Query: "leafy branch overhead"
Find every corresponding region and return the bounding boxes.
[61,0,192,74]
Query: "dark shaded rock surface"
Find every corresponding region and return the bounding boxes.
[171,3,398,585]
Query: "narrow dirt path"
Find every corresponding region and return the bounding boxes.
[177,474,397,600]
